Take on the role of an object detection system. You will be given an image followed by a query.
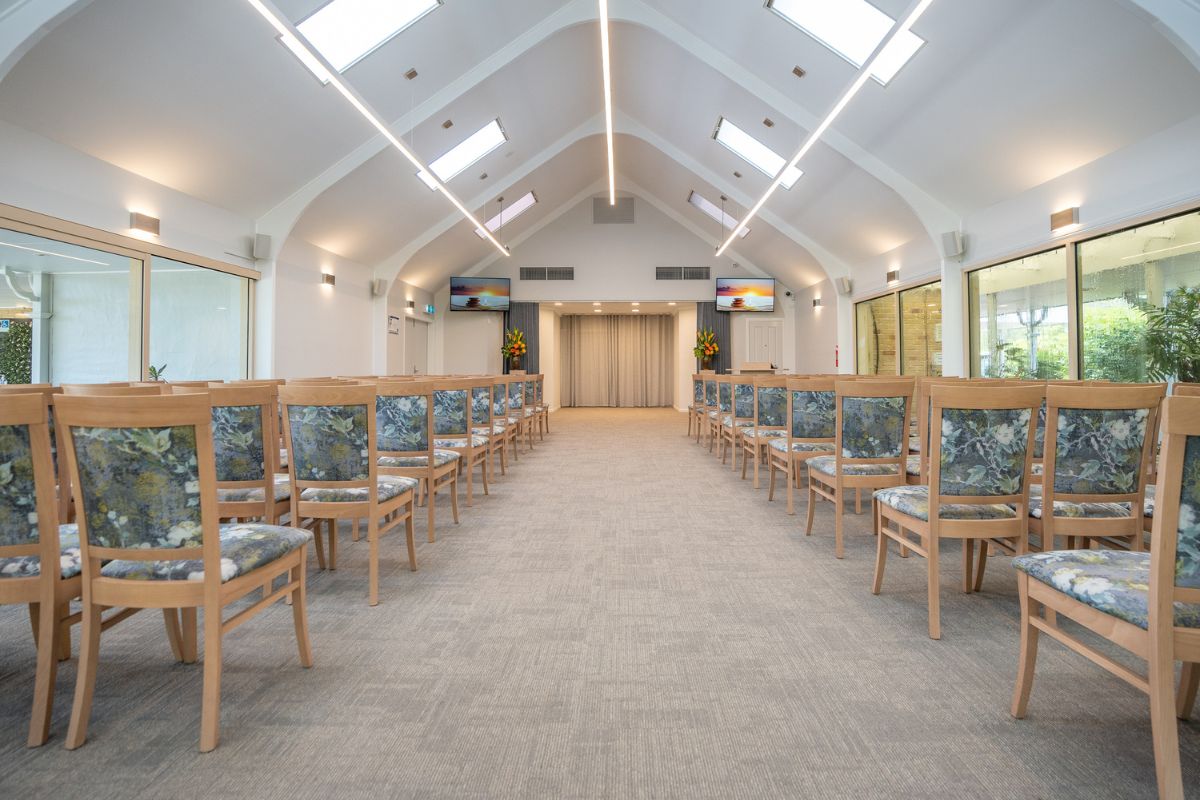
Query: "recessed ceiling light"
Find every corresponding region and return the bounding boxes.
[474,191,537,238]
[714,118,802,189]
[631,302,640,306]
[767,0,925,85]
[688,191,750,238]
[554,302,563,306]
[667,302,677,306]
[290,0,440,74]
[442,119,453,129]
[417,119,507,189]
[592,302,601,306]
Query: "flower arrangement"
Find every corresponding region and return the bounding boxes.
[502,328,528,365]
[693,327,718,365]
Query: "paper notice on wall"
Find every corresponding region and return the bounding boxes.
[388,315,400,335]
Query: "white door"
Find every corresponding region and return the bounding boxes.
[747,320,783,367]
[405,318,429,375]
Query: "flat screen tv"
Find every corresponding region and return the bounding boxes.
[450,277,511,311]
[716,277,775,312]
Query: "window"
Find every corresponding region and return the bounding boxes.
[417,119,507,190]
[766,0,925,84]
[149,257,250,380]
[713,118,802,189]
[687,191,750,238]
[900,281,942,376]
[295,0,441,74]
[968,248,1069,379]
[855,294,896,374]
[475,191,537,238]
[1078,209,1200,382]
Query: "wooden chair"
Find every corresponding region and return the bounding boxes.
[490,377,515,472]
[700,375,719,447]
[532,374,549,439]
[280,384,416,606]
[433,378,491,506]
[687,374,704,439]
[719,375,756,468]
[523,377,543,443]
[740,377,789,488]
[708,376,732,455]
[55,392,313,752]
[174,384,289,525]
[1027,383,1165,555]
[0,392,82,746]
[506,375,535,452]
[806,379,914,559]
[767,377,836,515]
[872,384,1043,639]
[61,384,164,396]
[1011,394,1200,799]
[468,381,504,478]
[376,381,459,543]
[1174,383,1200,397]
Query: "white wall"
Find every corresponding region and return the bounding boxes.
[437,285,505,376]
[795,280,839,374]
[674,305,697,411]
[273,238,374,378]
[385,278,435,374]
[538,305,560,410]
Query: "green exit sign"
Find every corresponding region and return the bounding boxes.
[424,304,436,315]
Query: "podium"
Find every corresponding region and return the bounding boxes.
[735,362,776,375]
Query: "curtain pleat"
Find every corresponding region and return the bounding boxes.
[695,302,731,374]
[560,315,675,407]
[503,302,540,373]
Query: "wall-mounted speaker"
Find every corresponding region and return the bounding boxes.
[371,278,388,297]
[252,233,273,260]
[940,230,964,259]
[835,277,852,296]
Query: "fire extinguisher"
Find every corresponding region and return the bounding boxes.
[835,345,839,368]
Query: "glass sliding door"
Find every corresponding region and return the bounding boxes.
[1078,209,1200,382]
[899,281,942,376]
[0,226,142,384]
[855,294,897,374]
[149,256,250,380]
[968,248,1069,379]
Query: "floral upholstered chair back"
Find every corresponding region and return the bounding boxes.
[508,380,525,412]
[493,382,508,419]
[1164,402,1200,592]
[692,377,703,408]
[790,388,836,441]
[756,385,786,429]
[471,385,492,429]
[733,381,755,422]
[524,379,536,408]
[210,403,268,484]
[433,389,469,437]
[718,380,733,415]
[286,403,371,483]
[377,391,431,455]
[836,384,911,462]
[0,409,42,554]
[932,392,1038,500]
[704,378,717,409]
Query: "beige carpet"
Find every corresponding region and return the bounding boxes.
[0,407,1196,798]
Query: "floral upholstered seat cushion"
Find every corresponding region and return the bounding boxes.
[100,522,312,583]
[472,425,506,436]
[379,450,460,469]
[909,435,921,453]
[0,524,82,580]
[707,410,720,420]
[217,474,291,504]
[523,407,537,418]
[720,415,754,428]
[1143,484,1156,518]
[805,456,900,477]
[1013,550,1200,630]
[434,435,490,449]
[906,455,921,477]
[874,485,1018,522]
[300,475,418,503]
[768,439,833,454]
[1026,496,1132,520]
[743,428,787,439]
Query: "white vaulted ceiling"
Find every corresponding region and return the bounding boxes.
[0,0,1198,292]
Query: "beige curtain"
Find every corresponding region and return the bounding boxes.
[560,315,675,407]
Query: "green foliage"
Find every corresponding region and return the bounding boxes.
[1144,286,1200,383]
[985,343,1068,380]
[148,363,168,381]
[1082,304,1148,383]
[0,320,32,384]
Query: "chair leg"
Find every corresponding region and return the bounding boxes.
[1010,573,1041,718]
[1149,638,1185,798]
[871,504,888,595]
[465,455,475,508]
[64,599,103,750]
[162,609,185,662]
[1178,662,1199,720]
[855,488,862,514]
[405,503,417,571]
[962,540,974,593]
[427,480,437,543]
[834,495,845,559]
[973,541,990,592]
[27,594,58,747]
[311,524,326,570]
[450,474,460,524]
[368,515,380,606]
[351,518,360,542]
[181,607,198,663]
[291,552,313,668]
[768,460,777,501]
[927,534,941,639]
[786,460,795,515]
[326,518,338,571]
[480,453,490,496]
[199,600,222,752]
[56,601,71,661]
[753,445,761,489]
[805,482,817,535]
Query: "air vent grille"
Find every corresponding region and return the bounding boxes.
[682,267,711,280]
[656,266,711,281]
[520,267,574,281]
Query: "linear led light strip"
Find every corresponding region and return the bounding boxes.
[243,0,510,257]
[715,0,934,257]
[599,0,616,205]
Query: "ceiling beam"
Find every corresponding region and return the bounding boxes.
[0,0,94,84]
[1124,0,1200,72]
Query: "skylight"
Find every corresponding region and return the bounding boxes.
[688,191,750,239]
[475,192,538,238]
[295,0,440,74]
[418,119,508,190]
[713,119,802,189]
[766,0,925,85]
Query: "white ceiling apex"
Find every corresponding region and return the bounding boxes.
[0,0,93,83]
[1124,0,1200,72]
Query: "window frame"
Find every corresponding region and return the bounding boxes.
[852,275,941,375]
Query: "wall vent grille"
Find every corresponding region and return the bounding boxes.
[682,266,711,280]
[520,267,575,281]
[656,266,710,280]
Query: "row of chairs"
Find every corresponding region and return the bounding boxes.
[687,371,1200,798]
[0,371,551,753]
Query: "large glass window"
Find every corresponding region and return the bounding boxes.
[968,248,1069,379]
[149,256,250,380]
[855,294,897,374]
[0,227,142,384]
[1078,209,1200,382]
[900,281,942,376]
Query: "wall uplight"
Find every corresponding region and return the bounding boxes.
[321,272,336,287]
[886,269,900,285]
[129,211,160,237]
[812,297,823,307]
[1050,206,1080,234]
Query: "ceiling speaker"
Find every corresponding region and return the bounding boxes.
[940,231,963,259]
[835,277,852,296]
[371,278,388,297]
[252,233,273,260]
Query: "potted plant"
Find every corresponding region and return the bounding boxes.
[1144,286,1200,383]
[147,363,168,382]
[693,327,718,370]
[501,328,527,371]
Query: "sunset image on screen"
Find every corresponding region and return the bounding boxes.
[450,277,511,310]
[716,278,775,312]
